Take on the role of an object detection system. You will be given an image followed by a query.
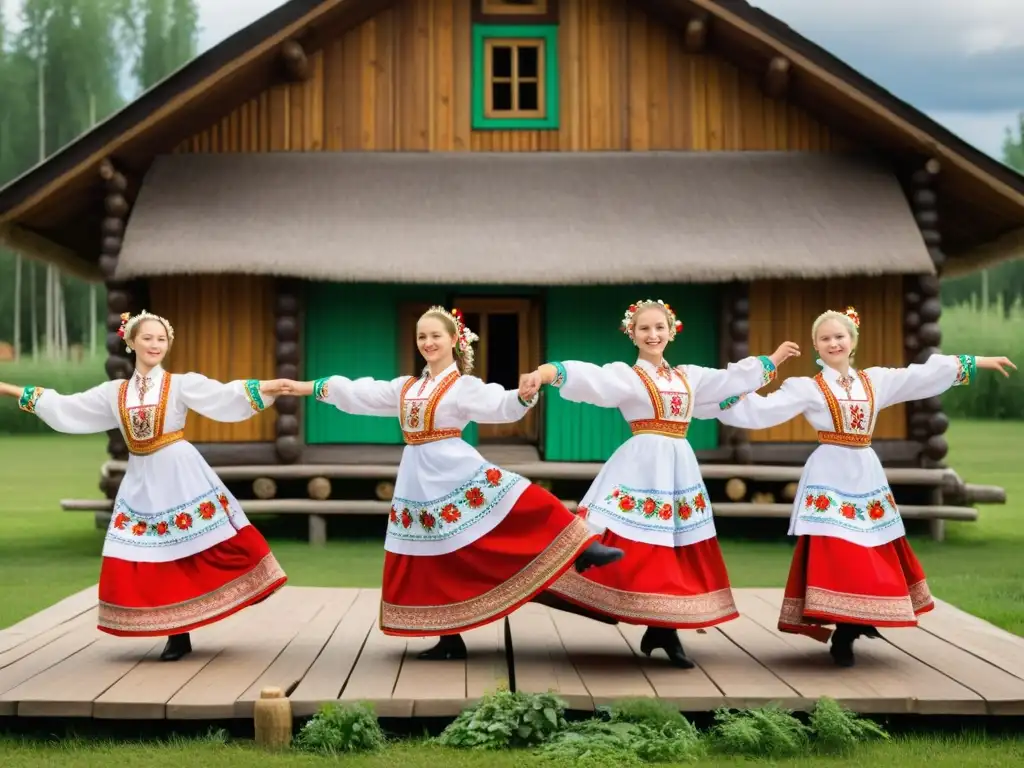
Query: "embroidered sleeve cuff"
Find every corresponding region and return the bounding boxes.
[518,392,539,409]
[243,379,266,412]
[19,386,43,414]
[719,393,746,411]
[549,361,567,388]
[757,355,778,385]
[313,377,330,401]
[953,354,976,387]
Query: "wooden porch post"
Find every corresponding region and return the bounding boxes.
[274,278,303,463]
[720,281,752,463]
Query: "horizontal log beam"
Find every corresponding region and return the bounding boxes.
[280,39,310,81]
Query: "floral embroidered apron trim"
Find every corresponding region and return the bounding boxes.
[385,463,525,544]
[107,485,239,549]
[379,516,594,633]
[582,482,715,536]
[796,484,903,534]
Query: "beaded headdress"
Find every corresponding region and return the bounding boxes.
[117,310,175,353]
[620,299,683,342]
[841,306,860,328]
[425,306,479,358]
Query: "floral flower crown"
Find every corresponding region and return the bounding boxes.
[620,299,683,341]
[117,310,175,353]
[426,305,479,357]
[836,306,860,328]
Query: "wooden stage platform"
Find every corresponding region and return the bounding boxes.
[2,585,1024,721]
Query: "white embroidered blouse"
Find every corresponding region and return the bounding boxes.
[693,353,975,547]
[19,365,272,562]
[313,361,540,556]
[543,354,778,548]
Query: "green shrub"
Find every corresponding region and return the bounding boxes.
[435,687,568,750]
[706,703,811,758]
[0,358,107,435]
[293,701,387,755]
[809,696,889,754]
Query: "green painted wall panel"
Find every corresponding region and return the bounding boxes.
[543,285,720,460]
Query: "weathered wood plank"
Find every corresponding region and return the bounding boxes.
[616,623,724,710]
[507,604,592,709]
[738,591,985,715]
[0,585,98,654]
[917,598,1024,682]
[393,637,468,718]
[338,619,411,718]
[164,587,323,719]
[235,588,359,717]
[548,610,657,706]
[288,589,379,717]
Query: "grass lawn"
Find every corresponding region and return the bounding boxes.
[1,418,1022,764]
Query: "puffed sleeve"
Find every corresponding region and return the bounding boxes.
[548,360,637,408]
[683,355,778,410]
[692,377,811,430]
[177,373,275,422]
[456,376,539,424]
[868,354,975,411]
[312,374,409,417]
[19,381,119,434]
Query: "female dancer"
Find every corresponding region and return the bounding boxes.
[517,299,801,668]
[0,310,288,662]
[695,306,1015,666]
[286,306,623,661]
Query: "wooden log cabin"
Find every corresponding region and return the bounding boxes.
[2,0,1023,541]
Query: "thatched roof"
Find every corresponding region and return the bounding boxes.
[113,151,934,283]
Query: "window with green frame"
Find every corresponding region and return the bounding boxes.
[471,24,559,130]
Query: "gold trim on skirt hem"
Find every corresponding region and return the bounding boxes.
[97,553,287,634]
[550,570,738,626]
[380,517,593,633]
[778,579,933,628]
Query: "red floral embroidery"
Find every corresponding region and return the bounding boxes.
[804,494,815,509]
[839,503,857,520]
[693,492,707,512]
[132,522,147,536]
[174,512,193,530]
[642,497,658,516]
[885,492,896,510]
[114,512,130,530]
[419,510,436,531]
[198,501,217,520]
[814,494,832,511]
[618,495,636,513]
[669,394,683,416]
[400,508,413,529]
[678,501,692,520]
[440,504,461,523]
[155,521,170,536]
[658,503,673,520]
[217,493,231,511]
[465,487,485,508]
[389,506,398,524]
[611,489,620,498]
[848,404,866,431]
[867,500,886,521]
[408,402,422,428]
[485,468,503,486]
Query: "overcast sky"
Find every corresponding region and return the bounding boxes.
[5,0,1023,161]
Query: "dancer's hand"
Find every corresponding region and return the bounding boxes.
[0,382,21,398]
[259,379,288,396]
[283,380,315,396]
[769,341,801,367]
[977,356,1017,377]
[519,371,543,401]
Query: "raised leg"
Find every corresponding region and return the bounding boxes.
[574,541,625,573]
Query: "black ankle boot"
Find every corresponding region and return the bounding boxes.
[574,541,625,573]
[160,632,192,662]
[417,633,467,661]
[640,626,695,669]
[830,623,880,667]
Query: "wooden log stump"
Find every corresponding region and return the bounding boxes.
[274,279,303,463]
[253,477,277,500]
[308,477,331,500]
[375,481,395,500]
[254,686,293,750]
[725,478,747,501]
[906,160,949,468]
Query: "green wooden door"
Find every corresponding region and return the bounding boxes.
[543,285,720,460]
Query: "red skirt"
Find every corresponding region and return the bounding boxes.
[380,483,597,636]
[548,526,738,629]
[778,534,934,643]
[97,524,288,637]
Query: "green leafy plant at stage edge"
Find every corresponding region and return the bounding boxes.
[435,687,568,749]
[435,690,889,763]
[293,702,387,755]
